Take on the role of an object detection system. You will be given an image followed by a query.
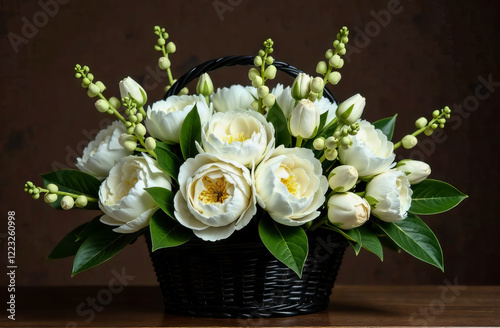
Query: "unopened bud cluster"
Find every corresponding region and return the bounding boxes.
[248,39,277,113]
[24,182,89,210]
[314,122,360,161]
[291,73,325,102]
[316,26,349,88]
[75,65,107,99]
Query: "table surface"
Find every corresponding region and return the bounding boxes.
[2,285,499,327]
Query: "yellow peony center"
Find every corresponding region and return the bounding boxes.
[221,132,249,144]
[116,177,138,200]
[198,176,230,204]
[281,174,300,198]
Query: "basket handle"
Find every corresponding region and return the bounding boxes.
[164,55,337,104]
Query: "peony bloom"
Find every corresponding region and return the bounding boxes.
[365,170,413,222]
[328,192,370,230]
[199,109,275,167]
[338,120,395,177]
[328,165,358,192]
[254,146,329,226]
[289,99,320,139]
[145,95,212,144]
[335,93,365,125]
[119,77,147,107]
[210,85,255,113]
[396,159,431,185]
[174,153,256,242]
[76,121,133,180]
[99,155,172,233]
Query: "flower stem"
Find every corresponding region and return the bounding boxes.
[310,217,328,231]
[393,112,446,150]
[295,136,303,148]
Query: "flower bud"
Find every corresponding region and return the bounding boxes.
[95,81,106,92]
[415,117,428,129]
[262,94,276,107]
[291,73,312,100]
[327,71,341,85]
[329,54,344,69]
[310,77,324,94]
[289,99,320,139]
[313,137,325,150]
[109,96,121,109]
[87,83,100,98]
[257,85,269,99]
[252,76,263,88]
[158,56,171,69]
[61,196,75,210]
[316,61,327,74]
[328,165,358,192]
[396,159,431,184]
[325,148,338,161]
[196,73,214,97]
[75,195,88,208]
[264,65,277,79]
[44,193,58,204]
[119,77,147,107]
[328,193,370,230]
[248,68,260,81]
[166,41,176,53]
[95,99,109,113]
[123,140,137,152]
[253,56,263,66]
[134,123,147,137]
[402,135,418,149]
[325,136,337,149]
[336,93,365,125]
[47,183,59,193]
[145,137,156,150]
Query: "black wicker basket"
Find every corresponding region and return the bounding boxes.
[146,56,346,318]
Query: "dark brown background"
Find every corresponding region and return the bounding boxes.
[1,0,499,287]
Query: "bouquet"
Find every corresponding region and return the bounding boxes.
[25,26,467,280]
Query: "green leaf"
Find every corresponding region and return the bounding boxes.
[373,114,397,140]
[258,216,308,278]
[48,222,88,259]
[410,179,468,215]
[155,146,182,182]
[373,214,444,271]
[42,170,101,210]
[267,102,291,147]
[179,105,201,160]
[76,216,110,241]
[72,224,144,276]
[149,210,193,251]
[325,224,383,260]
[145,187,175,219]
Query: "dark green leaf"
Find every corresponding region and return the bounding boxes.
[258,216,308,278]
[410,179,468,215]
[48,222,88,259]
[145,187,175,219]
[72,225,144,276]
[77,216,112,241]
[325,224,383,260]
[267,102,291,147]
[149,210,193,251]
[373,114,397,140]
[155,146,182,182]
[179,105,201,160]
[373,214,444,271]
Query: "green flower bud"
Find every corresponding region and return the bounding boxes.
[325,49,334,59]
[109,96,121,109]
[264,65,277,79]
[251,100,259,111]
[95,99,109,113]
[313,137,325,150]
[253,56,263,66]
[310,77,324,94]
[308,92,319,101]
[328,71,341,85]
[415,117,428,129]
[325,136,337,149]
[431,123,438,129]
[95,81,106,92]
[325,148,338,161]
[248,68,260,81]
[438,118,446,124]
[87,83,100,98]
[266,56,274,65]
[47,183,59,193]
[179,87,189,95]
[61,196,74,210]
[87,73,94,81]
[340,136,352,146]
[432,110,440,118]
[252,76,263,88]
[134,123,147,137]
[123,140,137,152]
[136,113,144,122]
[424,127,434,136]
[145,137,156,151]
[402,135,418,149]
[32,193,40,200]
[316,61,328,75]
[44,193,58,204]
[75,195,88,208]
[158,57,171,69]
[166,41,176,53]
[82,77,91,86]
[262,94,276,107]
[126,126,135,134]
[439,123,445,129]
[444,106,451,114]
[157,37,166,46]
[329,55,344,69]
[196,73,214,97]
[257,86,269,99]
[338,48,347,56]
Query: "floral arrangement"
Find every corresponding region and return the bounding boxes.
[25,26,467,278]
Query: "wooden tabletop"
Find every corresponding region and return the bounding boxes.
[2,285,499,327]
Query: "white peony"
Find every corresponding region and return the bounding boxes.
[174,153,257,241]
[99,155,172,233]
[199,109,275,167]
[254,146,329,226]
[339,120,395,177]
[76,121,133,180]
[145,95,212,144]
[210,85,256,113]
[328,192,370,230]
[365,170,413,222]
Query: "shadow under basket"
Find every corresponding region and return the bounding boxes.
[145,228,348,318]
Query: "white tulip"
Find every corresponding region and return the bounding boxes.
[76,121,133,180]
[210,85,255,113]
[145,95,212,144]
[291,73,312,100]
[289,99,320,139]
[336,93,365,125]
[199,109,275,167]
[99,155,172,233]
[255,146,329,226]
[396,159,431,184]
[328,165,358,192]
[339,120,395,177]
[365,170,413,222]
[119,76,147,107]
[328,193,370,230]
[174,153,256,242]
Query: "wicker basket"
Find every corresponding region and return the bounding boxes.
[146,56,346,318]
